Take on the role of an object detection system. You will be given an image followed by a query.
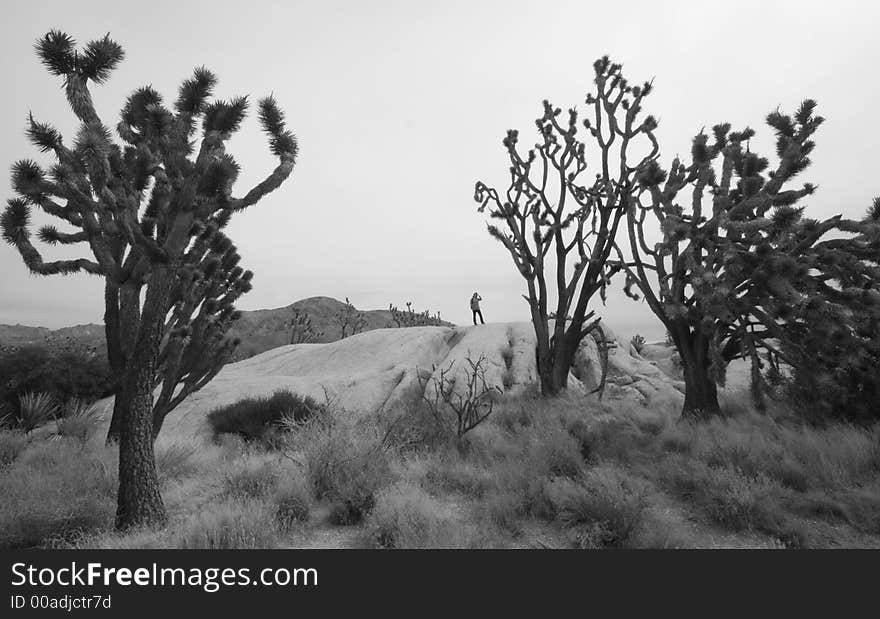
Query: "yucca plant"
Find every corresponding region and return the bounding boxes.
[17,392,59,434]
[55,398,101,444]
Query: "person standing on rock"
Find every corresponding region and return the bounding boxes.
[470,292,485,325]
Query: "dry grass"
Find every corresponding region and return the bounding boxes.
[178,499,278,549]
[4,386,877,550]
[0,439,116,548]
[0,429,30,466]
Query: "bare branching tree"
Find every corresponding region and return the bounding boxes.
[474,56,659,395]
[417,353,502,438]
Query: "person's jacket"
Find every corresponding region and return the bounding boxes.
[470,295,481,311]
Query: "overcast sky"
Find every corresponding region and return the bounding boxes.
[1,0,878,339]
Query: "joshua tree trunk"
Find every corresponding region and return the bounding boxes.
[105,284,142,445]
[114,272,173,528]
[116,371,165,528]
[673,324,721,419]
[536,325,584,396]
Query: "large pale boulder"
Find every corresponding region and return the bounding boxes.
[158,326,455,440]
[570,324,685,419]
[115,319,706,442]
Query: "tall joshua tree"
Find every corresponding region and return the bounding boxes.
[1,31,297,527]
[618,99,878,417]
[767,198,880,422]
[474,57,659,395]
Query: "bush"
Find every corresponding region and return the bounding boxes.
[0,346,112,415]
[155,441,200,482]
[658,457,806,547]
[546,466,649,548]
[0,430,29,466]
[0,441,116,548]
[178,500,277,549]
[207,390,320,447]
[424,451,493,498]
[362,482,461,548]
[223,461,278,499]
[566,416,651,465]
[304,423,392,525]
[274,476,312,531]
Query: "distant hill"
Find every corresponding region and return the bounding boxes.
[0,323,106,356]
[229,296,452,360]
[0,297,451,361]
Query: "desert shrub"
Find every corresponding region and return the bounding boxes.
[216,433,249,461]
[54,399,101,444]
[526,423,584,478]
[0,346,112,415]
[362,482,460,548]
[546,466,649,548]
[303,423,392,525]
[462,401,586,531]
[0,430,29,466]
[661,415,880,493]
[15,392,59,434]
[274,476,312,531]
[494,405,534,435]
[567,416,652,465]
[223,461,278,499]
[483,425,583,524]
[423,450,494,498]
[207,390,320,447]
[657,457,806,547]
[482,489,526,534]
[155,442,200,482]
[0,441,116,548]
[380,405,449,452]
[178,500,277,549]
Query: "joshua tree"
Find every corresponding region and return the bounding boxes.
[773,198,880,422]
[617,100,879,417]
[336,297,367,338]
[289,308,323,344]
[388,301,444,328]
[1,31,297,527]
[474,57,659,395]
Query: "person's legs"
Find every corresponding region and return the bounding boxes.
[477,309,484,324]
[472,310,478,325]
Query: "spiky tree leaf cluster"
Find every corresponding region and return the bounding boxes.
[619,99,880,417]
[288,308,323,344]
[474,56,660,395]
[774,198,880,421]
[336,297,367,339]
[388,301,444,328]
[2,31,298,528]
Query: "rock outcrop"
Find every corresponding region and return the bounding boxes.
[143,320,705,441]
